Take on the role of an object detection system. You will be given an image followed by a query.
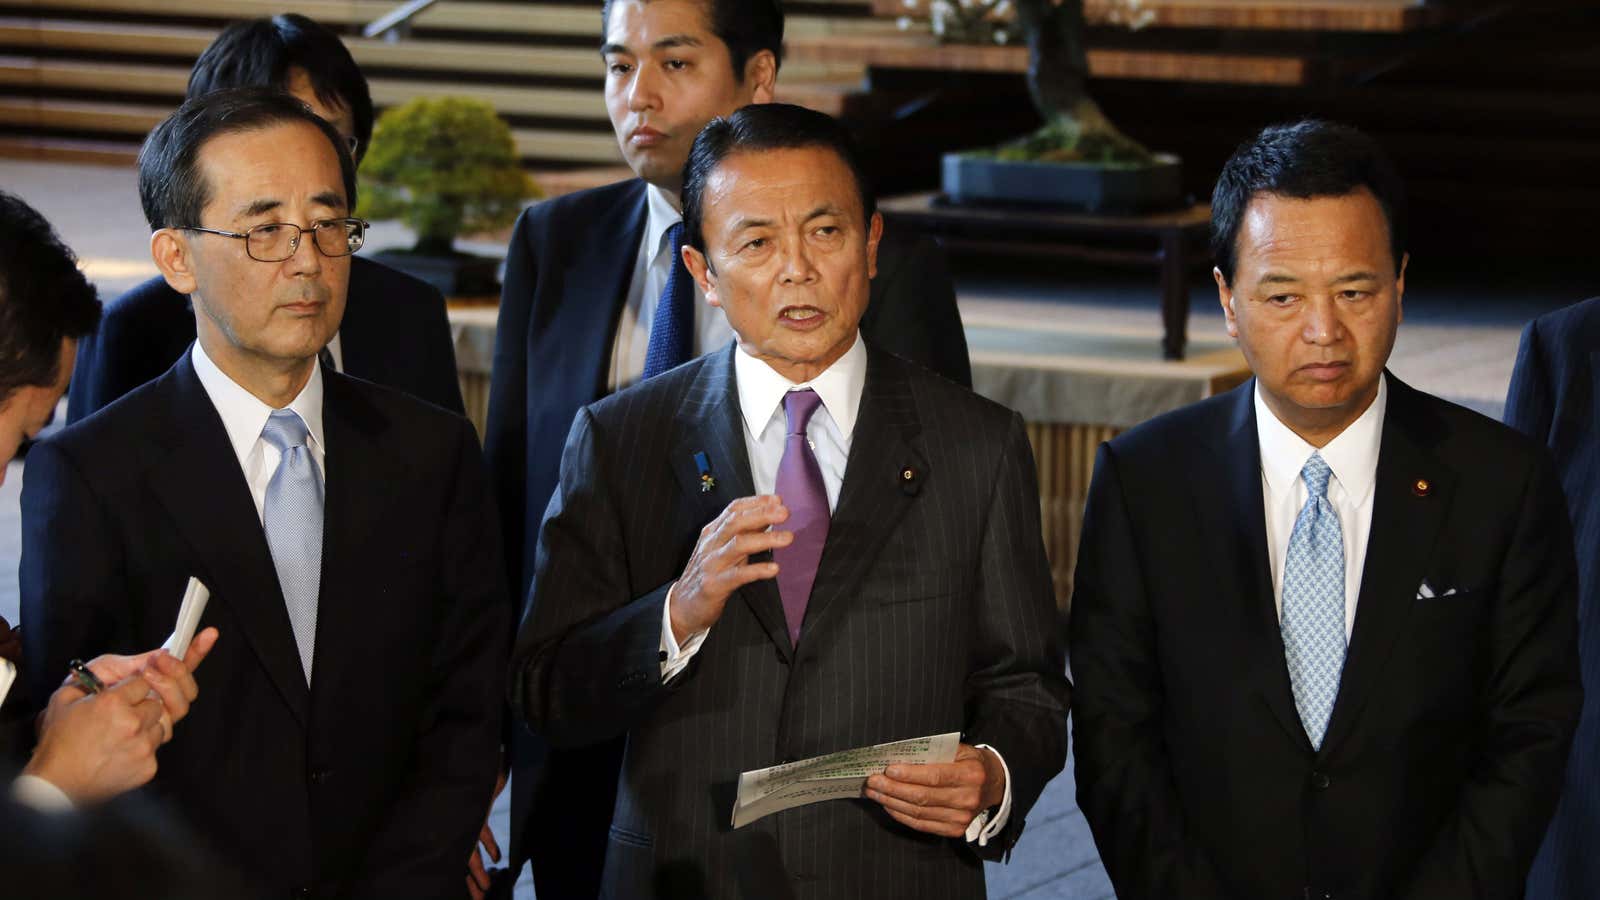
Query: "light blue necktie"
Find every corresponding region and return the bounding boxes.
[1281,452,1346,750]
[641,221,694,380]
[261,409,323,683]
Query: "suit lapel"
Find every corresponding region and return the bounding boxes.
[1192,382,1306,747]
[148,354,311,727]
[667,349,793,657]
[798,348,925,648]
[549,180,648,405]
[1321,376,1452,755]
[310,372,404,720]
[337,256,381,382]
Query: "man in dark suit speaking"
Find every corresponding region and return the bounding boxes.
[489,3,972,892]
[22,89,507,897]
[67,14,464,423]
[1069,119,1582,900]
[511,103,1068,900]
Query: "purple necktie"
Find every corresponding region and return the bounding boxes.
[773,389,830,647]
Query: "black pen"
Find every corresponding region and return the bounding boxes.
[67,659,104,695]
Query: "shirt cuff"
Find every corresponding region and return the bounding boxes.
[660,583,708,682]
[12,774,73,813]
[965,744,1012,847]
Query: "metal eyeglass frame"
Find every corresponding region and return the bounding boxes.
[179,217,370,263]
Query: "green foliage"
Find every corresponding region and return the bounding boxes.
[360,96,539,252]
[987,116,1155,167]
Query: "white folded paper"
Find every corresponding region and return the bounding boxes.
[161,577,210,659]
[731,731,960,829]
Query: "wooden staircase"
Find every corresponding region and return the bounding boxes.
[0,0,884,186]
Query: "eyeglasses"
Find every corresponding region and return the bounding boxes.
[180,217,368,263]
[345,135,360,158]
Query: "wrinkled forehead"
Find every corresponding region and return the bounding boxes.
[195,121,347,215]
[705,147,863,221]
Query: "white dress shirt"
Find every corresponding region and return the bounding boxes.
[1257,375,1388,640]
[608,183,734,391]
[191,341,327,523]
[658,335,1012,845]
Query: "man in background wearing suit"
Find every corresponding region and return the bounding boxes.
[0,190,215,810]
[1070,120,1582,900]
[489,2,972,892]
[22,89,506,897]
[1506,296,1600,900]
[511,103,1067,900]
[68,13,464,423]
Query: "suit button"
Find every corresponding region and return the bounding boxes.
[309,768,331,785]
[1310,771,1331,791]
[295,889,311,899]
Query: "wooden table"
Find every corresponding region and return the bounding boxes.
[879,193,1212,360]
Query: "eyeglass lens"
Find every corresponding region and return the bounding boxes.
[247,220,365,262]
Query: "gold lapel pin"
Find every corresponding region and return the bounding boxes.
[1413,478,1431,497]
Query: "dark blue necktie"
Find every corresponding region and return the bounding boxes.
[642,221,695,380]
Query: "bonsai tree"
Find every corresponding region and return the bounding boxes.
[926,0,1155,165]
[361,96,538,256]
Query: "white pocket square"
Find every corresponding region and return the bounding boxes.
[1416,580,1459,599]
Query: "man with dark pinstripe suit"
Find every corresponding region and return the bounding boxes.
[511,103,1069,899]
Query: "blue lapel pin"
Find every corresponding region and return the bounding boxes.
[694,451,715,493]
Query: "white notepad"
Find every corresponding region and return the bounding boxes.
[161,577,210,659]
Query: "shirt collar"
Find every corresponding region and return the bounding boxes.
[1254,373,1386,504]
[644,182,682,262]
[191,340,325,466]
[733,333,867,443]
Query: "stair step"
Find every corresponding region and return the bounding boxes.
[868,0,1449,33]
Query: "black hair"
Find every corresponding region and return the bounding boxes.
[138,87,359,233]
[602,0,784,79]
[0,191,101,405]
[681,103,876,256]
[1211,119,1408,284]
[187,14,373,163]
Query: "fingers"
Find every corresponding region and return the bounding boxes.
[880,804,970,839]
[479,823,502,863]
[883,760,978,787]
[141,655,196,724]
[704,496,789,542]
[182,627,220,672]
[466,849,491,896]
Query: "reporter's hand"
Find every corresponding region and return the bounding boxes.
[864,744,1007,838]
[466,764,510,900]
[668,496,791,644]
[23,674,165,804]
[75,627,220,742]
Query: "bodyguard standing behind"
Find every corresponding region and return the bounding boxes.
[22,89,507,898]
[1070,120,1581,900]
[511,103,1067,900]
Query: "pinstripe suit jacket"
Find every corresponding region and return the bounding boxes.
[511,342,1069,900]
[1507,297,1600,900]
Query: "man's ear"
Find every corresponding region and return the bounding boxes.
[682,244,719,307]
[151,229,198,296]
[865,212,884,281]
[745,50,778,105]
[1214,266,1240,339]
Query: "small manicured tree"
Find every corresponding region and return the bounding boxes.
[361,96,539,255]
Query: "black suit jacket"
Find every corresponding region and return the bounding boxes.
[510,343,1068,900]
[22,353,507,899]
[67,255,465,423]
[1069,375,1582,900]
[486,177,972,891]
[1506,297,1600,900]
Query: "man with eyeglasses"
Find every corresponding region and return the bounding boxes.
[20,88,508,898]
[67,13,465,424]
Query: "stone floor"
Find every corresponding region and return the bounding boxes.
[2,158,1592,899]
